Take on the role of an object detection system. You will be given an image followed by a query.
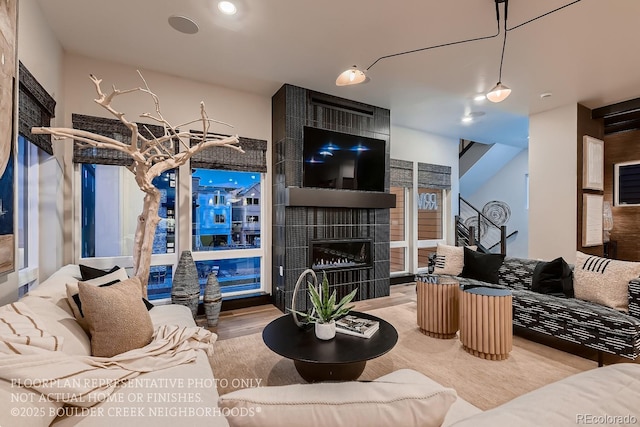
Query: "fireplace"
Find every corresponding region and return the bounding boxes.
[272,84,391,313]
[310,239,372,271]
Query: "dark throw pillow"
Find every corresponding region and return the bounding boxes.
[79,264,121,281]
[459,247,505,284]
[531,257,573,297]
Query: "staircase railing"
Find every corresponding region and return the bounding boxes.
[457,196,507,255]
[459,139,475,158]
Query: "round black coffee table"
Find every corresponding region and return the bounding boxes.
[262,311,398,382]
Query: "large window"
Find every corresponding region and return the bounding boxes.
[79,165,177,301]
[389,160,450,276]
[195,257,261,294]
[417,187,445,271]
[80,165,176,258]
[192,169,264,297]
[78,165,265,301]
[192,169,261,251]
[17,136,30,270]
[16,135,41,293]
[417,188,443,240]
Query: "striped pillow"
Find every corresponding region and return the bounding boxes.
[574,251,640,312]
[433,244,477,276]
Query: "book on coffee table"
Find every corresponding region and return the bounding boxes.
[336,315,380,338]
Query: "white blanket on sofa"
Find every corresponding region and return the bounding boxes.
[0,302,216,407]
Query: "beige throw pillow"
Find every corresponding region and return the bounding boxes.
[66,267,130,332]
[433,243,477,276]
[78,277,154,357]
[574,251,640,312]
[218,379,457,427]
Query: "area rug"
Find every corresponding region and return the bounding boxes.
[209,302,595,410]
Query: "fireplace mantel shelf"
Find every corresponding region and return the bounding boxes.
[284,187,396,209]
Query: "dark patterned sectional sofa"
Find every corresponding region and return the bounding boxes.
[421,256,640,364]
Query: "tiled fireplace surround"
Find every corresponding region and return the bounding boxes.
[271,84,392,313]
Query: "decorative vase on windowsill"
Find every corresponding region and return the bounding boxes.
[171,250,200,318]
[204,271,222,327]
[289,270,358,341]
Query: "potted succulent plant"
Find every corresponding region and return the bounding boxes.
[290,272,358,340]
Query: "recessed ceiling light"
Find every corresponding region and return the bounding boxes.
[168,15,199,34]
[218,1,237,15]
[462,111,485,123]
[473,94,486,102]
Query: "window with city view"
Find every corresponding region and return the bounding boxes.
[80,165,177,301]
[79,166,263,300]
[192,169,261,251]
[195,257,261,295]
[191,169,263,296]
[80,165,176,258]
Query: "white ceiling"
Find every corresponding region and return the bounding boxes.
[35,0,640,148]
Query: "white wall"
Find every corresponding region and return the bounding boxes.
[464,149,529,258]
[390,125,460,272]
[390,126,460,222]
[20,0,65,284]
[529,104,577,263]
[0,0,65,305]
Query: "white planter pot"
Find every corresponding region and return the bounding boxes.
[314,320,336,340]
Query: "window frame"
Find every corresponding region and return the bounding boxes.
[73,163,179,300]
[415,186,448,273]
[17,135,40,290]
[190,169,267,298]
[389,186,409,276]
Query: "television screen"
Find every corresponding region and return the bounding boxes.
[615,161,640,206]
[303,127,386,192]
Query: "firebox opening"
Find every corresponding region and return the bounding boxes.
[310,239,372,271]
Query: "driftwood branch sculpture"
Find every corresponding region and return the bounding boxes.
[32,72,243,296]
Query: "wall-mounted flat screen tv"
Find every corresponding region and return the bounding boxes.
[614,160,640,206]
[303,126,386,192]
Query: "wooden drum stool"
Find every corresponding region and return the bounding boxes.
[460,286,513,360]
[416,275,460,339]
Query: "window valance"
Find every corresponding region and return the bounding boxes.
[390,159,413,188]
[417,163,451,190]
[18,62,56,155]
[71,114,173,166]
[189,132,267,173]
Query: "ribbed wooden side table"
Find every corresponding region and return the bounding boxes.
[416,275,460,339]
[460,286,513,360]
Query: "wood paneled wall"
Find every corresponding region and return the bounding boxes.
[576,104,604,257]
[390,247,405,273]
[604,129,640,261]
[417,188,443,240]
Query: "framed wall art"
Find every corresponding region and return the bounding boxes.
[582,193,604,247]
[0,0,18,275]
[583,135,604,191]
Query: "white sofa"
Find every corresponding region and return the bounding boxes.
[1,264,230,427]
[3,265,640,427]
[217,364,640,427]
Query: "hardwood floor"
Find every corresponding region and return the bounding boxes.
[199,283,417,341]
